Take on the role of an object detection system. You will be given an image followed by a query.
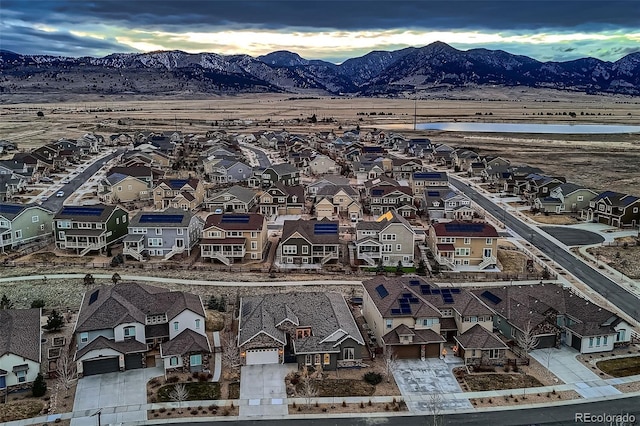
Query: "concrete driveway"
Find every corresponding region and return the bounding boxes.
[71,367,163,426]
[539,226,605,246]
[239,364,294,418]
[393,358,472,413]
[530,347,621,398]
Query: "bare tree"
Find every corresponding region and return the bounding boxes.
[427,390,444,426]
[221,332,241,377]
[298,365,317,409]
[383,347,398,383]
[168,383,189,414]
[515,321,539,359]
[56,350,78,398]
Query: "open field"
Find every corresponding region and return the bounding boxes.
[1,89,640,194]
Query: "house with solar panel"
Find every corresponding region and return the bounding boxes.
[276,219,341,267]
[54,204,129,255]
[427,221,499,271]
[0,308,42,395]
[410,171,449,197]
[355,211,415,267]
[98,173,151,203]
[74,282,210,376]
[204,185,258,213]
[362,276,495,359]
[390,158,424,180]
[582,190,640,228]
[368,186,416,218]
[0,203,54,251]
[424,190,475,220]
[237,292,365,368]
[123,209,203,261]
[153,178,205,211]
[200,213,267,264]
[256,163,300,188]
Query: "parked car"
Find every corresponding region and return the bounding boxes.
[40,177,53,183]
[56,191,65,197]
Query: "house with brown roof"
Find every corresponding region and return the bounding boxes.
[427,221,499,272]
[473,283,633,354]
[0,309,42,394]
[258,183,305,219]
[153,178,205,211]
[276,218,340,268]
[368,186,416,218]
[238,292,364,369]
[582,191,640,228]
[73,282,210,376]
[362,276,495,358]
[454,324,508,366]
[200,213,268,265]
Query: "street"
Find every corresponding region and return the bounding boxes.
[449,176,640,321]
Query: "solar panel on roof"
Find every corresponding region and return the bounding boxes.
[372,189,383,196]
[443,299,455,305]
[420,285,431,295]
[221,215,250,223]
[409,297,419,304]
[60,206,104,216]
[444,223,486,233]
[375,284,389,299]
[88,289,99,305]
[441,289,451,294]
[402,293,411,298]
[391,308,402,315]
[139,214,184,223]
[427,191,441,197]
[399,303,410,309]
[169,179,189,188]
[314,223,338,234]
[481,290,502,305]
[0,204,24,214]
[451,288,461,294]
[409,280,420,286]
[399,298,408,304]
[401,307,412,314]
[431,289,440,294]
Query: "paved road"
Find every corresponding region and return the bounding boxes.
[40,149,123,212]
[540,226,605,246]
[148,394,640,425]
[242,143,272,168]
[449,176,640,320]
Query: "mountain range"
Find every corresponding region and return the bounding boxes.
[1,41,639,97]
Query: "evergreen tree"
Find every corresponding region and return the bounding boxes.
[395,261,404,276]
[207,295,219,310]
[32,373,47,397]
[0,294,13,309]
[44,310,64,332]
[416,259,427,276]
[218,296,226,312]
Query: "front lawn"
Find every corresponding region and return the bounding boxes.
[157,382,221,402]
[0,401,43,422]
[296,379,375,397]
[463,373,543,391]
[597,356,640,377]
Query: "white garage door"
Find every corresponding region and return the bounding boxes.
[246,348,279,365]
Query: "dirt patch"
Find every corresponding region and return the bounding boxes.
[26,251,95,264]
[521,211,580,225]
[615,382,640,393]
[0,400,44,422]
[227,382,240,400]
[470,390,580,407]
[461,372,543,391]
[289,399,407,414]
[596,356,640,378]
[587,239,640,279]
[497,248,540,275]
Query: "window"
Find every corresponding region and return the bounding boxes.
[195,319,201,330]
[170,356,179,366]
[315,354,321,365]
[80,332,88,343]
[124,326,135,338]
[16,370,26,383]
[577,196,584,202]
[40,224,45,231]
[634,207,639,214]
[596,336,601,346]
[155,228,162,235]
[396,244,402,251]
[190,354,202,366]
[386,319,393,329]
[14,230,22,239]
[282,245,297,255]
[177,228,184,235]
[32,215,39,223]
[148,238,162,247]
[251,231,257,238]
[423,318,439,327]
[116,218,119,225]
[489,349,500,359]
[617,329,626,342]
[603,336,608,345]
[486,238,493,244]
[173,321,179,331]
[589,337,594,348]
[382,244,392,253]
[463,238,471,245]
[381,234,396,241]
[323,353,330,365]
[251,241,258,250]
[302,245,308,254]
[117,186,122,192]
[343,347,355,360]
[305,354,313,365]
[455,248,470,256]
[58,220,71,229]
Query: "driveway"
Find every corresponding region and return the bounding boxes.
[393,358,472,413]
[539,226,605,246]
[530,347,621,398]
[239,364,294,417]
[71,367,163,426]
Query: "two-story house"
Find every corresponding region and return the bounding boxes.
[238,292,365,368]
[277,219,340,267]
[314,185,362,221]
[123,209,203,261]
[74,282,210,376]
[54,204,129,255]
[153,178,205,211]
[425,191,476,220]
[200,213,268,264]
[427,221,499,271]
[0,308,42,395]
[98,173,151,203]
[308,155,339,176]
[368,186,416,218]
[205,185,258,213]
[258,183,305,219]
[208,159,253,184]
[0,203,54,251]
[355,211,415,267]
[522,174,566,203]
[390,158,424,180]
[582,191,640,228]
[257,163,300,188]
[410,171,449,197]
[533,183,598,214]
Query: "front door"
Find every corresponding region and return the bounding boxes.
[484,248,492,258]
[176,238,184,248]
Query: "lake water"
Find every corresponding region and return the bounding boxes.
[416,122,640,134]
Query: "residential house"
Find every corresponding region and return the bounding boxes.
[98,173,151,203]
[277,219,340,267]
[258,183,304,219]
[0,203,54,251]
[410,171,449,197]
[205,185,258,213]
[582,191,640,228]
[153,178,205,211]
[451,149,480,172]
[425,191,476,220]
[533,183,598,214]
[363,176,400,198]
[237,292,364,368]
[523,174,566,202]
[123,209,203,261]
[306,175,350,197]
[74,283,209,376]
[200,213,268,264]
[258,163,300,188]
[427,221,499,271]
[361,276,495,358]
[0,309,42,394]
[368,186,416,218]
[208,159,253,184]
[0,174,27,201]
[352,160,385,182]
[354,210,415,267]
[108,166,161,188]
[390,158,424,180]
[473,283,633,354]
[502,165,544,195]
[308,155,339,176]
[454,324,508,366]
[314,185,361,221]
[54,204,129,255]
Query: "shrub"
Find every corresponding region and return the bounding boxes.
[322,408,327,412]
[290,377,299,385]
[292,402,296,408]
[32,373,47,397]
[190,410,198,415]
[192,372,199,379]
[159,408,166,413]
[363,372,383,385]
[166,376,180,383]
[297,406,301,412]
[360,402,364,408]
[384,404,389,411]
[503,365,511,373]
[223,409,230,416]
[31,299,46,308]
[393,405,400,411]
[198,373,208,382]
[368,399,372,406]
[488,399,493,404]
[342,400,347,407]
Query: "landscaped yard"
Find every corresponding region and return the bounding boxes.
[0,400,44,423]
[521,210,580,225]
[157,382,221,402]
[597,356,640,378]
[312,378,375,397]
[587,237,640,279]
[462,372,543,391]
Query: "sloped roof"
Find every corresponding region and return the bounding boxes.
[76,335,147,359]
[382,325,445,345]
[431,221,499,238]
[129,208,194,228]
[455,324,508,350]
[281,218,340,245]
[209,185,257,203]
[0,308,41,362]
[161,329,211,357]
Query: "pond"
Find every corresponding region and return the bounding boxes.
[416,122,640,134]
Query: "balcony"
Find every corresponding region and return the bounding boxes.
[478,255,497,270]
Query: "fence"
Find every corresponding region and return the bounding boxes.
[506,357,530,366]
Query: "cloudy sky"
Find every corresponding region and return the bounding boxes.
[2,1,638,63]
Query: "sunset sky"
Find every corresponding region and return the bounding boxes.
[2,0,638,63]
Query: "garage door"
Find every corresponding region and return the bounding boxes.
[125,353,143,370]
[536,334,556,349]
[246,348,279,365]
[571,334,582,351]
[395,345,421,359]
[83,357,119,376]
[425,343,440,358]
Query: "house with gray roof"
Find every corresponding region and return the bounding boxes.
[200,212,267,265]
[0,308,42,394]
[98,172,151,203]
[276,218,341,268]
[257,163,300,188]
[205,185,258,213]
[582,191,640,227]
[355,210,415,267]
[74,282,209,376]
[0,203,54,251]
[238,292,364,369]
[208,159,253,184]
[306,175,350,197]
[123,208,203,261]
[534,183,597,214]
